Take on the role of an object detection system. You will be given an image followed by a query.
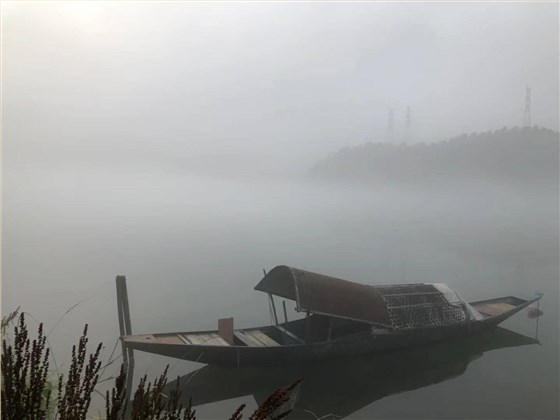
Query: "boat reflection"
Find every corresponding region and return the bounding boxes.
[165,327,539,419]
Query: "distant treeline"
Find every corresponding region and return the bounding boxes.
[309,127,559,186]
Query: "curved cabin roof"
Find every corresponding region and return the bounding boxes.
[255,266,392,327]
[255,266,479,329]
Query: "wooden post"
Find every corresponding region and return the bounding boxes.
[116,276,127,367]
[116,275,134,402]
[121,278,132,337]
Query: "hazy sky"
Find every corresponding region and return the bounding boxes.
[3,1,559,171]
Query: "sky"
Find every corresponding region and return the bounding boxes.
[2,1,559,173]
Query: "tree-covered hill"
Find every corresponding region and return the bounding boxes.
[309,127,559,186]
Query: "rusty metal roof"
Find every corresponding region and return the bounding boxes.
[254,266,481,329]
[254,266,392,326]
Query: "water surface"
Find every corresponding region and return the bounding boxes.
[3,165,558,418]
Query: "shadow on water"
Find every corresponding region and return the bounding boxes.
[165,327,539,419]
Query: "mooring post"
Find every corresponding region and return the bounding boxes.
[121,278,133,338]
[116,276,127,367]
[116,275,134,401]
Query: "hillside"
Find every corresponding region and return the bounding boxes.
[309,127,559,186]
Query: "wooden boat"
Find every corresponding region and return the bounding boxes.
[165,326,539,418]
[122,265,542,367]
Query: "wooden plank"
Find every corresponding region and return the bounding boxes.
[218,318,234,344]
[491,303,516,312]
[203,336,230,346]
[198,333,223,345]
[474,303,515,317]
[185,334,217,345]
[179,335,192,344]
[246,330,280,347]
[182,333,230,346]
[154,335,184,345]
[234,331,265,347]
[183,334,208,345]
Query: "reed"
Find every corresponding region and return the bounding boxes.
[2,313,300,419]
[1,313,51,420]
[57,324,102,419]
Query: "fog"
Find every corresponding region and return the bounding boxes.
[3,2,559,175]
[2,2,559,419]
[3,167,558,417]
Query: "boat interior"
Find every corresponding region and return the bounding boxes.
[150,297,531,348]
[470,296,527,319]
[178,315,369,348]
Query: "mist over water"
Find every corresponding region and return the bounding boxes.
[3,161,558,418]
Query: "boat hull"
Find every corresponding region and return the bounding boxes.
[164,326,539,417]
[123,295,538,367]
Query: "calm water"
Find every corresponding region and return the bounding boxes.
[3,165,558,419]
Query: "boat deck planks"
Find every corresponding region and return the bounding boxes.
[472,302,516,317]
[245,329,280,347]
[154,335,184,345]
[234,331,266,347]
[234,330,279,347]
[181,333,230,346]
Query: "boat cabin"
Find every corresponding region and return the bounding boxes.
[228,265,486,345]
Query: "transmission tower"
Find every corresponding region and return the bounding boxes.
[387,108,395,143]
[404,106,411,144]
[523,86,531,127]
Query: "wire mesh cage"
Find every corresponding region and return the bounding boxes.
[376,284,468,329]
